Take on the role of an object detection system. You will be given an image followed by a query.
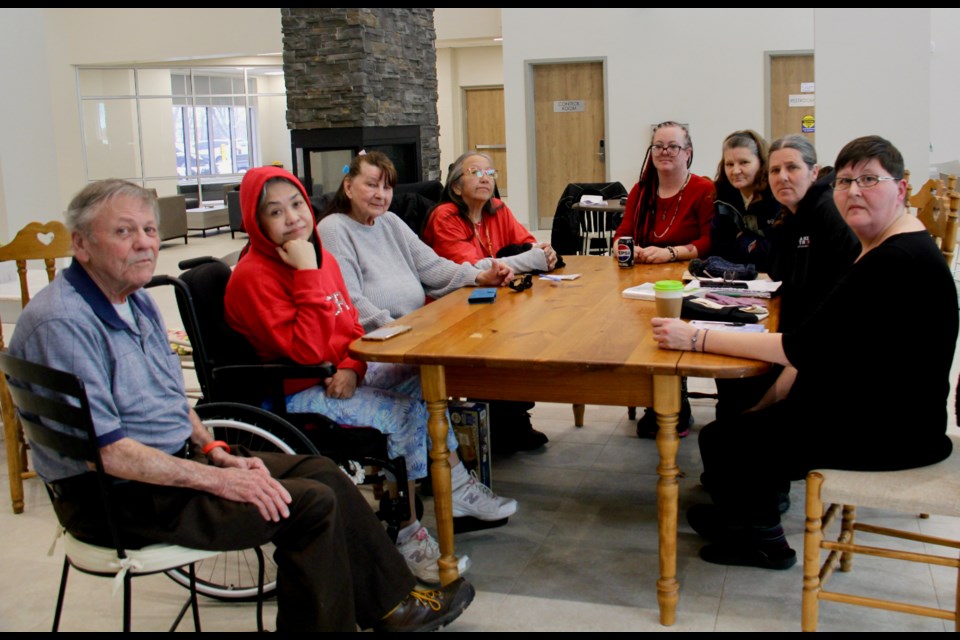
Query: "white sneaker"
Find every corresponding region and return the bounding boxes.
[397,525,471,585]
[451,470,518,520]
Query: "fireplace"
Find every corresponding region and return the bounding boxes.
[290,125,423,197]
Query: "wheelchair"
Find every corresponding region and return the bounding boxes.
[148,259,423,601]
[163,402,317,601]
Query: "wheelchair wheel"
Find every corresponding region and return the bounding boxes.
[165,403,318,601]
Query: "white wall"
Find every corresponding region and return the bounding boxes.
[0,9,61,240]
[0,8,283,239]
[502,8,816,227]
[931,8,960,168]
[814,9,930,180]
[499,8,946,228]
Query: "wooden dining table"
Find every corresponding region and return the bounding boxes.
[350,254,776,625]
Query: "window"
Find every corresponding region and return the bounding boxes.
[77,65,285,196]
[171,72,256,178]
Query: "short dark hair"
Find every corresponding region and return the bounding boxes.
[833,135,904,180]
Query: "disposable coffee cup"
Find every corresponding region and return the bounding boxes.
[654,280,684,318]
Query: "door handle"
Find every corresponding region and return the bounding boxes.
[476,144,506,150]
[598,139,605,162]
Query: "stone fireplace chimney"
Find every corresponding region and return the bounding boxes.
[281,8,440,195]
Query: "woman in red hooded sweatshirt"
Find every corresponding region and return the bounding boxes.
[224,166,516,585]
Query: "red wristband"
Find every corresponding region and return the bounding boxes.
[201,440,231,456]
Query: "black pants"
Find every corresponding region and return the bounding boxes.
[714,366,782,421]
[698,400,952,527]
[52,452,414,632]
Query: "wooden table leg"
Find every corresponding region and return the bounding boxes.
[653,373,681,625]
[419,364,458,585]
[572,404,585,427]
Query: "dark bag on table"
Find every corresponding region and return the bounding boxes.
[680,297,760,324]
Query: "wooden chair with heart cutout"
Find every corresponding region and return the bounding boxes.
[0,220,73,513]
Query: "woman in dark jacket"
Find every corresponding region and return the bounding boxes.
[714,135,861,422]
[710,130,781,273]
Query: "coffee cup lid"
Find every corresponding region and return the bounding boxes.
[653,280,684,291]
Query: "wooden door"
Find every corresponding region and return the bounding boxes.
[533,62,605,226]
[769,54,815,145]
[465,87,508,195]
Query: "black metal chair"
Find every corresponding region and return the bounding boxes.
[0,351,267,632]
[149,257,417,540]
[550,181,628,256]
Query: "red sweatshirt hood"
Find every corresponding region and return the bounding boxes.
[239,166,320,265]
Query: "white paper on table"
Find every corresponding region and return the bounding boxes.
[540,274,581,281]
[579,194,605,205]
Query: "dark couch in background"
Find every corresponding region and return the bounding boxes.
[157,195,188,244]
[177,181,240,209]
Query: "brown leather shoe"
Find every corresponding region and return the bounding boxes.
[375,577,476,632]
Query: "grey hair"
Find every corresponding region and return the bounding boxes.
[65,179,158,234]
[447,150,494,191]
[769,134,817,169]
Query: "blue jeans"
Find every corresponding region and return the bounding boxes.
[286,363,458,480]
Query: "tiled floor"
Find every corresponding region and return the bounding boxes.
[0,228,957,632]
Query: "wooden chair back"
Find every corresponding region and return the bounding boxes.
[904,171,959,265]
[0,219,73,514]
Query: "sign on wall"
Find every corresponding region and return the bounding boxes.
[554,100,585,113]
[789,94,816,108]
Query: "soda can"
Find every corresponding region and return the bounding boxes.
[617,236,635,268]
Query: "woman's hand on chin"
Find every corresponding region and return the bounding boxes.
[277,238,318,270]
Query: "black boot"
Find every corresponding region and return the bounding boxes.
[487,400,548,454]
[636,396,693,438]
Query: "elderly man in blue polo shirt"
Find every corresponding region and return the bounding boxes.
[9,179,473,632]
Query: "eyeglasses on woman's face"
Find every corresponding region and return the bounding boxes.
[651,143,688,157]
[832,174,897,191]
[464,167,498,180]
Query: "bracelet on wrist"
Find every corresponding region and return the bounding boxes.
[201,440,231,456]
[690,328,700,352]
[667,246,678,262]
[701,329,709,353]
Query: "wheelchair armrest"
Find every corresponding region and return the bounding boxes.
[178,256,221,271]
[208,362,337,411]
[211,362,338,383]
